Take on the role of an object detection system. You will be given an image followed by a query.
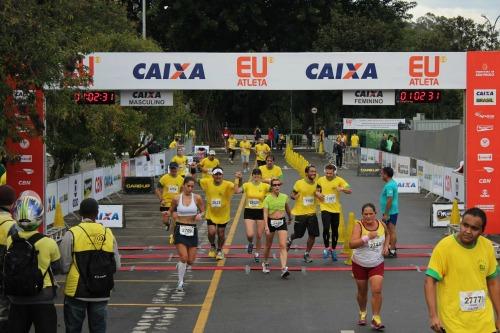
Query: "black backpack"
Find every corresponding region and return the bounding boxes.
[3,233,52,296]
[78,226,116,295]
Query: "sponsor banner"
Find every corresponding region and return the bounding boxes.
[393,177,420,193]
[410,158,418,177]
[396,156,411,176]
[343,118,405,130]
[417,159,425,187]
[194,146,210,162]
[45,182,57,227]
[442,168,454,201]
[120,90,173,106]
[124,177,153,194]
[431,203,465,228]
[431,165,444,197]
[121,161,129,188]
[68,173,83,213]
[453,173,465,202]
[342,90,395,105]
[466,51,500,234]
[422,161,433,191]
[153,152,167,176]
[135,155,154,177]
[92,168,104,201]
[96,204,124,228]
[112,163,122,194]
[82,171,94,199]
[129,158,136,177]
[357,163,381,177]
[74,52,466,90]
[103,166,114,197]
[57,178,69,217]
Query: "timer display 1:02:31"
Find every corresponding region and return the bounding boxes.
[73,91,116,104]
[397,90,442,103]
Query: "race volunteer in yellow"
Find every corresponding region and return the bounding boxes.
[254,138,271,167]
[316,164,352,261]
[169,137,180,149]
[60,198,120,333]
[425,207,500,333]
[259,155,283,184]
[156,162,184,229]
[351,132,360,148]
[287,165,322,263]
[0,185,17,331]
[239,136,252,173]
[227,134,238,164]
[199,150,220,179]
[171,147,189,177]
[199,167,242,260]
[242,168,270,263]
[6,192,61,332]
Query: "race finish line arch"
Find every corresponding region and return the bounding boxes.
[9,51,499,234]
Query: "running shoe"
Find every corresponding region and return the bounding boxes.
[303,252,313,263]
[332,250,338,262]
[247,242,254,254]
[357,311,367,326]
[262,262,270,274]
[176,281,184,292]
[208,247,217,258]
[322,248,330,259]
[286,237,292,251]
[371,316,385,331]
[216,250,225,260]
[254,252,260,263]
[281,267,290,279]
[390,249,397,257]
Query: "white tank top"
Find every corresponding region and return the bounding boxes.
[177,193,198,216]
[352,220,385,268]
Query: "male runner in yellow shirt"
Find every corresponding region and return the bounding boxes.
[156,162,184,228]
[259,155,283,184]
[171,147,188,177]
[198,150,220,179]
[227,134,238,164]
[239,136,252,173]
[254,138,271,167]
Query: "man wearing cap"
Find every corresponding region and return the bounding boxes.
[0,185,17,330]
[198,150,220,179]
[199,167,243,260]
[171,147,188,177]
[156,162,184,229]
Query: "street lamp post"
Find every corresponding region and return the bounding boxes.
[481,14,500,49]
[142,0,146,39]
[311,107,318,150]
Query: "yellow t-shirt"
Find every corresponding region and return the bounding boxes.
[171,155,188,176]
[316,176,349,213]
[239,140,252,156]
[0,172,6,185]
[7,231,60,288]
[199,157,220,179]
[426,235,499,333]
[291,179,318,216]
[159,174,184,207]
[228,138,238,150]
[169,140,178,149]
[242,181,270,209]
[200,179,235,224]
[255,143,271,161]
[188,129,196,138]
[351,135,359,148]
[259,165,283,182]
[0,213,15,247]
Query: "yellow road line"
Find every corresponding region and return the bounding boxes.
[193,192,246,333]
[56,279,211,284]
[120,261,214,265]
[55,303,202,307]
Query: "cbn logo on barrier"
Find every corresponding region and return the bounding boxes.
[306,63,378,80]
[95,176,103,193]
[237,56,271,87]
[133,63,205,80]
[408,55,445,86]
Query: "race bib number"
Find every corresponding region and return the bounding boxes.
[207,168,213,174]
[168,185,179,193]
[258,151,266,158]
[270,219,284,228]
[248,199,260,208]
[211,199,222,208]
[179,225,195,237]
[368,237,383,250]
[324,194,336,204]
[459,290,486,312]
[303,196,314,206]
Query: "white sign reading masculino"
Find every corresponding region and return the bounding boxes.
[343,90,395,105]
[96,204,124,228]
[120,90,174,106]
[76,52,466,90]
[393,177,420,193]
[343,118,405,130]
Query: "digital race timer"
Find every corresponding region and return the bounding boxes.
[73,91,116,105]
[396,90,442,103]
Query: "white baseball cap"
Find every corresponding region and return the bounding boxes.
[208,150,216,155]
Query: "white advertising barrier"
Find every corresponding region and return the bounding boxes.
[432,165,444,197]
[135,155,154,177]
[93,168,105,201]
[96,204,124,228]
[342,90,395,105]
[417,159,425,188]
[422,161,433,192]
[453,173,465,202]
[120,90,173,107]
[57,178,69,217]
[45,182,57,227]
[396,156,411,176]
[82,171,94,199]
[79,52,466,90]
[394,177,420,193]
[443,167,455,201]
[153,152,167,176]
[112,163,122,194]
[343,118,404,130]
[103,166,114,197]
[68,173,83,213]
[431,203,465,227]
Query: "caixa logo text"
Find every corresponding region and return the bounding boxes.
[98,212,120,220]
[306,63,377,80]
[133,63,205,80]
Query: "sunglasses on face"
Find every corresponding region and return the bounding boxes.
[271,183,281,187]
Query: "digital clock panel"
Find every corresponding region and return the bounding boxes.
[73,91,116,105]
[397,90,442,104]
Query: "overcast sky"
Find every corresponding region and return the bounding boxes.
[408,0,500,24]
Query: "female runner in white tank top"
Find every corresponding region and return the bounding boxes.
[169,176,205,291]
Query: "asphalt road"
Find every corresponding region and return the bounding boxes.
[52,150,468,333]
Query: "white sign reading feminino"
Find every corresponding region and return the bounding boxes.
[343,118,405,130]
[343,90,395,105]
[120,90,173,106]
[96,205,124,228]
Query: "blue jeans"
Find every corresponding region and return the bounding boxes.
[64,296,107,333]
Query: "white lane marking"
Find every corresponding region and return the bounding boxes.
[340,331,355,333]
